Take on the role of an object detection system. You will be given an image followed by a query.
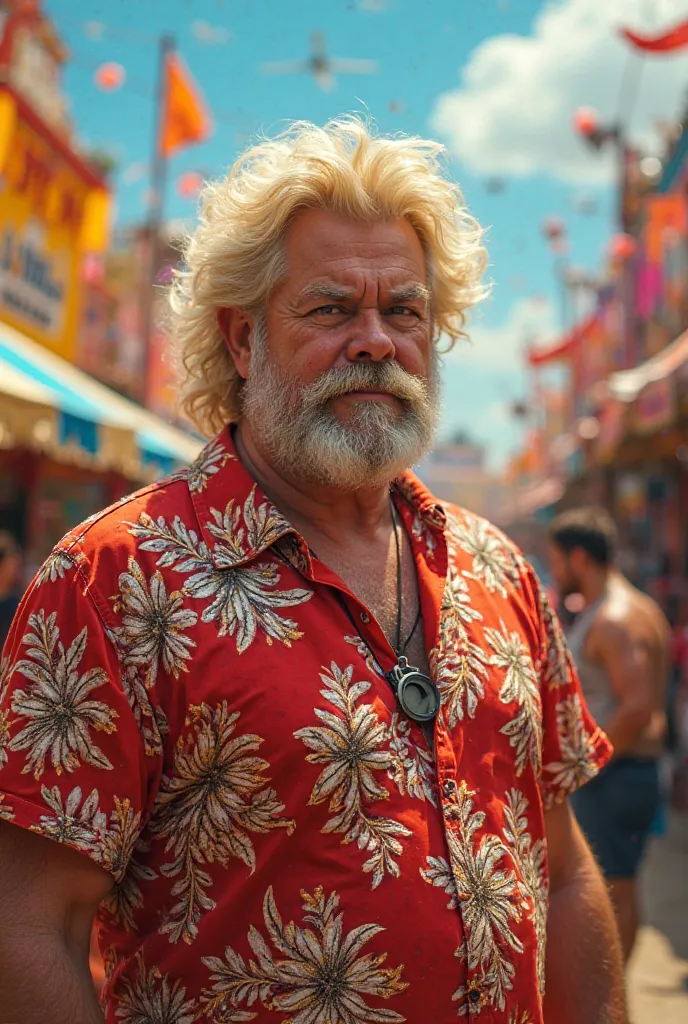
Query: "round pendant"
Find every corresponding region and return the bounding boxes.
[386,657,441,723]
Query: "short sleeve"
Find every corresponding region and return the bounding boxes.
[530,574,613,810]
[0,554,158,881]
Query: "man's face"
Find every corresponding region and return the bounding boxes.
[241,208,439,489]
[547,542,580,598]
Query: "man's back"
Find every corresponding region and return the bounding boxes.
[585,575,669,758]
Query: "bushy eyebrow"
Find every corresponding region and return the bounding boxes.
[388,283,431,304]
[297,283,356,303]
[297,281,430,305]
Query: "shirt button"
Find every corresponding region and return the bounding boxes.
[443,779,456,798]
[360,611,371,624]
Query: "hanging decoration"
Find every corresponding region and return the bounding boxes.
[620,19,688,54]
[572,106,599,138]
[159,53,213,157]
[94,61,126,91]
[176,171,204,198]
[609,233,637,261]
[541,216,565,244]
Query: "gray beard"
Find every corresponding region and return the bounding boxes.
[242,320,440,490]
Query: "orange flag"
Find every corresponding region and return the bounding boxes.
[159,53,213,158]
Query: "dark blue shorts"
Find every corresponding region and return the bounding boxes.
[570,758,660,879]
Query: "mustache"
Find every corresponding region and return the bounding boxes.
[298,362,429,408]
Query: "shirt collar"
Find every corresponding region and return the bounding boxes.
[186,426,446,569]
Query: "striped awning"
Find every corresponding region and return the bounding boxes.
[0,322,202,478]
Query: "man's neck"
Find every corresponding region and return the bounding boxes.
[234,422,394,544]
[579,567,612,608]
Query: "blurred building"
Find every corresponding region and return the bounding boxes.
[417,433,506,521]
[506,105,688,614]
[0,0,200,575]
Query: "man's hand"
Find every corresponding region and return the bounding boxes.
[0,821,112,1023]
[543,799,627,1024]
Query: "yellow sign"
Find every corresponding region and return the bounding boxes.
[0,88,110,362]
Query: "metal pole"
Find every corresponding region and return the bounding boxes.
[141,32,175,405]
[556,254,570,332]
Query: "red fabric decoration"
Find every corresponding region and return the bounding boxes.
[620,20,688,53]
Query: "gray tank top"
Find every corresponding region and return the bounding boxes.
[566,595,617,729]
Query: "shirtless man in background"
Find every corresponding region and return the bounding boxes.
[548,506,670,960]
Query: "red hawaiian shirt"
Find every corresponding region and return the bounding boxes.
[0,428,611,1023]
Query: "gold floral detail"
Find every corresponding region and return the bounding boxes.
[448,515,521,598]
[128,508,311,653]
[295,662,411,889]
[151,701,295,945]
[114,952,197,1024]
[187,439,233,494]
[99,797,156,931]
[202,487,290,564]
[424,782,522,1012]
[345,634,382,677]
[119,659,168,758]
[115,558,198,687]
[0,793,13,821]
[536,580,573,690]
[430,566,487,728]
[387,712,436,805]
[503,790,548,997]
[453,977,489,1017]
[201,884,408,1023]
[31,784,106,853]
[419,855,458,909]
[34,547,74,586]
[541,694,601,807]
[485,624,542,776]
[9,611,118,778]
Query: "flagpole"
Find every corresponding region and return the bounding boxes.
[142,32,175,406]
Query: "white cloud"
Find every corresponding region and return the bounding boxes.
[445,296,558,372]
[437,297,558,467]
[431,0,688,184]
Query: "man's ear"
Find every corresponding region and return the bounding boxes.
[217,308,254,380]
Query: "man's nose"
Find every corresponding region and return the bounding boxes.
[345,310,396,363]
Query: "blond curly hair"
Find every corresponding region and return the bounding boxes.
[170,115,488,437]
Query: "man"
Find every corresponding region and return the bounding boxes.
[548,506,670,960]
[0,531,22,647]
[0,118,625,1023]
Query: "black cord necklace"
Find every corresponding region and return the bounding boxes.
[384,497,441,725]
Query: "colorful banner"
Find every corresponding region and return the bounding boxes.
[645,194,688,264]
[0,87,110,362]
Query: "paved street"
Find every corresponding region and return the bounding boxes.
[627,810,688,1024]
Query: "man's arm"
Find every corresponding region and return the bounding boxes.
[591,618,654,756]
[543,799,626,1024]
[0,820,113,1023]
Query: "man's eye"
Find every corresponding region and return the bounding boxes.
[388,306,416,317]
[312,305,344,316]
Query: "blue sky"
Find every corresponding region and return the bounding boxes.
[46,0,688,465]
